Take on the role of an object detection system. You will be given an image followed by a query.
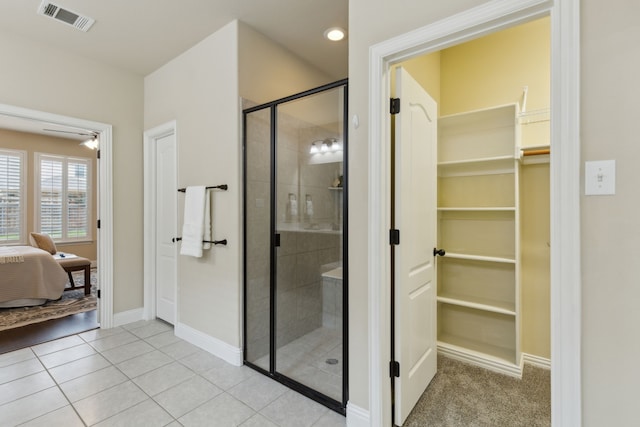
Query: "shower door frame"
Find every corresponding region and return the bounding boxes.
[242,78,349,415]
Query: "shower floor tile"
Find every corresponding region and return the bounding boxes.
[251,327,342,402]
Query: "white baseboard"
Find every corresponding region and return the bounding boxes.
[346,402,370,427]
[90,260,98,268]
[521,353,551,370]
[438,344,522,378]
[113,308,144,327]
[175,322,243,366]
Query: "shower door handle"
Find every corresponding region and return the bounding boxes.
[274,233,281,247]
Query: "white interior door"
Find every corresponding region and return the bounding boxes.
[155,132,177,324]
[393,67,438,425]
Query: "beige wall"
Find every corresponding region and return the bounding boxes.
[439,17,550,115]
[0,129,98,260]
[520,163,550,358]
[581,1,640,425]
[239,22,333,104]
[145,21,242,344]
[0,32,144,313]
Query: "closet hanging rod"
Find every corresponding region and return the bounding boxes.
[172,237,227,246]
[177,184,228,192]
[522,148,550,156]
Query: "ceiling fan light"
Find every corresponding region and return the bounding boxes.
[80,136,98,150]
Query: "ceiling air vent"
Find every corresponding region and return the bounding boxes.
[37,1,95,32]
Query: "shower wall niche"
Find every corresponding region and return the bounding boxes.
[243,80,348,413]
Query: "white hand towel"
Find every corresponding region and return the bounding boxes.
[180,186,206,257]
[203,188,212,250]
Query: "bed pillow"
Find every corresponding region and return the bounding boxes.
[29,232,57,255]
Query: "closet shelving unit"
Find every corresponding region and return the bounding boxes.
[436,103,522,377]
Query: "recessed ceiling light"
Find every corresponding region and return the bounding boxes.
[324,27,346,42]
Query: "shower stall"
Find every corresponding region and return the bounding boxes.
[243,79,348,413]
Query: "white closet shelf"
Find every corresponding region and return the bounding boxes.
[437,103,521,373]
[438,294,516,316]
[438,155,514,166]
[443,252,516,264]
[438,156,515,177]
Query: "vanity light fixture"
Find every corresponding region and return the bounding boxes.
[324,27,346,42]
[310,138,342,154]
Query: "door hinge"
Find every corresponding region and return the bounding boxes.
[97,289,101,299]
[97,219,101,229]
[390,361,400,378]
[274,233,281,247]
[390,229,400,246]
[97,149,101,159]
[390,98,401,115]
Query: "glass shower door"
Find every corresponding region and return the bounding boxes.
[243,79,348,413]
[274,86,345,402]
[244,106,272,372]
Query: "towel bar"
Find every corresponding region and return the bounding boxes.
[172,237,227,246]
[178,184,228,192]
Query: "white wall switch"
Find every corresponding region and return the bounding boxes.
[585,160,616,195]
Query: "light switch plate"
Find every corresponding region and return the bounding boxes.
[585,160,616,195]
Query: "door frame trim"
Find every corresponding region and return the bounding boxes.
[367,0,580,426]
[0,102,114,327]
[143,120,178,322]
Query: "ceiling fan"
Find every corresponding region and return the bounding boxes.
[43,128,95,137]
[43,128,99,149]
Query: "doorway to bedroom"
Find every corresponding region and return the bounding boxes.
[0,106,112,353]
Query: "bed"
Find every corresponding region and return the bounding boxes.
[0,246,68,308]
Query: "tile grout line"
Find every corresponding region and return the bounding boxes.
[28,322,177,426]
[75,326,183,426]
[30,346,88,427]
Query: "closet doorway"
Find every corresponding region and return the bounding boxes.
[390,17,552,425]
[243,79,348,414]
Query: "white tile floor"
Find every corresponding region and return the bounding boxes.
[0,320,347,427]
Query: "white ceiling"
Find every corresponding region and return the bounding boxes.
[0,0,348,136]
[0,0,348,78]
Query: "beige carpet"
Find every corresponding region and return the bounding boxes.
[404,355,550,427]
[0,270,96,331]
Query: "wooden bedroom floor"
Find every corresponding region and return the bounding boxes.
[0,310,98,354]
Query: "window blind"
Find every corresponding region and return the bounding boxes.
[67,161,88,238]
[0,150,24,242]
[37,154,91,241]
[39,157,63,238]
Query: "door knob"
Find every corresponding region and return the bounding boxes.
[433,248,446,257]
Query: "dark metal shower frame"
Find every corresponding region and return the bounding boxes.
[242,78,349,415]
